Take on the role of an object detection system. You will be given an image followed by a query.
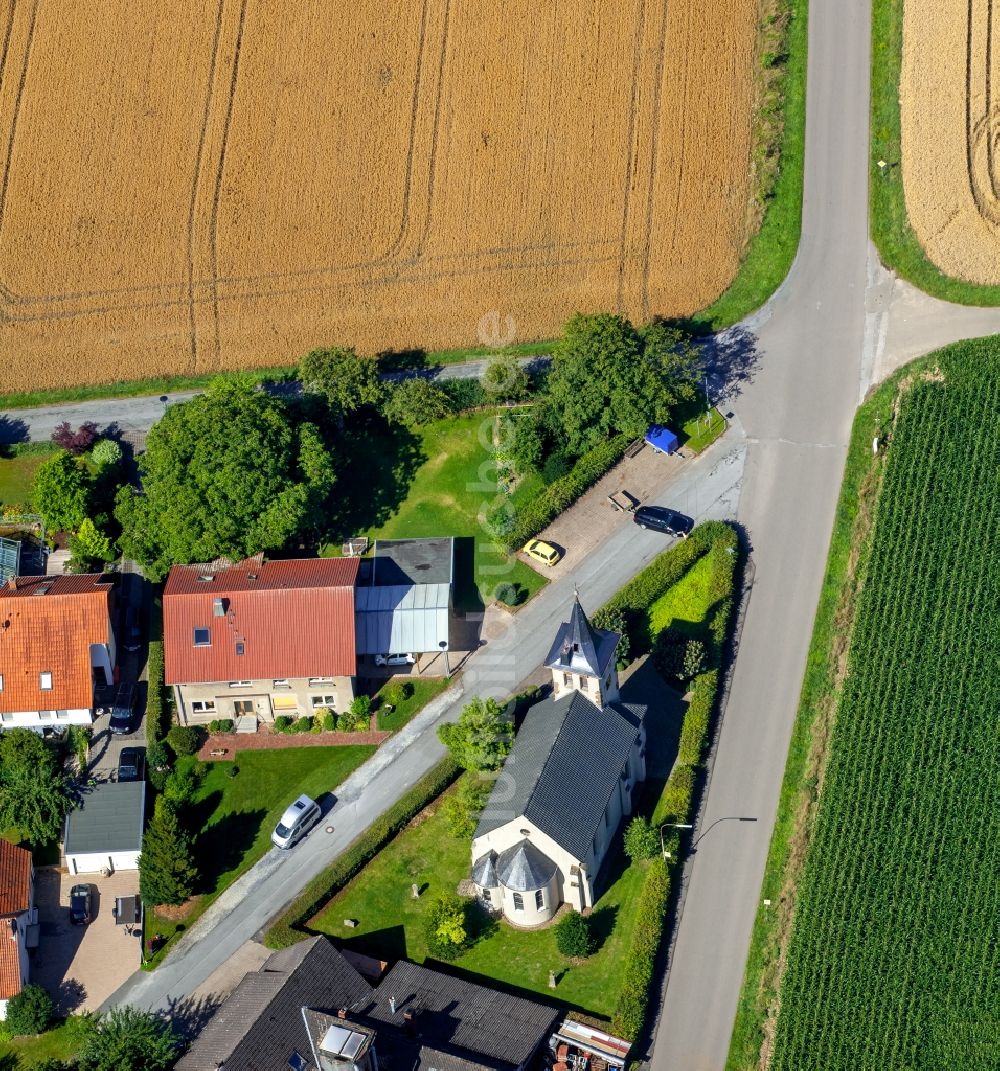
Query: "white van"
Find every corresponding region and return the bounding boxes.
[271,794,321,850]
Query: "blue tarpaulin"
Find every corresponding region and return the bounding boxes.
[645,425,679,455]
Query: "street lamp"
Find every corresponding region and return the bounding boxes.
[659,822,694,860]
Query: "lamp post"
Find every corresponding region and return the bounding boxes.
[438,640,450,676]
[659,822,694,860]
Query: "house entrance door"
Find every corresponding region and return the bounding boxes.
[233,699,255,717]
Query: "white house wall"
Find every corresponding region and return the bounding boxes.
[66,851,140,875]
[174,677,355,725]
[89,642,114,686]
[0,708,92,729]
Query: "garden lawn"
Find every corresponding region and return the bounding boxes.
[375,677,451,732]
[4,1020,81,1063]
[147,745,375,965]
[646,553,718,640]
[0,444,56,507]
[681,407,726,454]
[329,413,547,609]
[310,778,647,1020]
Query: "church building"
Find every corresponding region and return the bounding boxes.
[471,596,646,926]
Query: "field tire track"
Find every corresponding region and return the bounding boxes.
[640,0,671,321]
[616,0,648,313]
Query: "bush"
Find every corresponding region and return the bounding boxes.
[482,355,530,402]
[145,636,166,742]
[612,857,671,1039]
[217,718,234,733]
[381,680,410,708]
[654,764,697,825]
[350,694,372,719]
[555,911,595,958]
[501,434,629,553]
[162,765,198,805]
[167,724,200,757]
[336,712,352,732]
[90,438,123,469]
[423,895,469,961]
[147,739,171,772]
[624,816,660,861]
[208,719,221,734]
[439,377,486,412]
[294,716,313,734]
[323,712,336,731]
[51,420,99,456]
[311,714,325,733]
[677,670,718,767]
[265,758,461,948]
[274,715,293,733]
[383,378,452,428]
[592,605,631,666]
[442,777,490,838]
[6,983,54,1035]
[653,632,685,678]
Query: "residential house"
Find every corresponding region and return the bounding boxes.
[0,840,35,1020]
[0,574,116,730]
[354,537,454,673]
[63,781,145,875]
[176,935,560,1071]
[471,597,646,925]
[164,556,360,726]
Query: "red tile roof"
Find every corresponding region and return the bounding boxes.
[0,575,113,713]
[0,841,31,917]
[0,921,23,999]
[164,558,360,685]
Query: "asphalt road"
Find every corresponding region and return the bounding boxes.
[648,2,872,1068]
[104,433,744,1013]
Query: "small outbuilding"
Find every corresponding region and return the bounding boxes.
[63,782,145,875]
[645,425,680,455]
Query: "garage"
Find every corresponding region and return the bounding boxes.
[63,782,145,875]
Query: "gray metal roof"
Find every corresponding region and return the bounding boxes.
[543,597,619,678]
[372,537,454,586]
[476,691,644,862]
[471,850,499,888]
[355,583,450,654]
[495,839,558,892]
[63,781,145,856]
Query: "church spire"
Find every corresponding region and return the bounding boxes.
[543,592,621,703]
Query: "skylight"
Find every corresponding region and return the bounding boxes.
[193,627,211,647]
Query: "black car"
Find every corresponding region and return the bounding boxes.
[70,883,92,926]
[108,684,138,735]
[632,505,694,538]
[117,746,145,782]
[123,605,143,653]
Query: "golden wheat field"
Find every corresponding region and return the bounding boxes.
[0,0,757,393]
[901,0,1000,282]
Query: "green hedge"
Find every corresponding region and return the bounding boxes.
[612,856,672,1038]
[677,670,719,767]
[501,434,629,553]
[265,757,461,949]
[145,639,166,743]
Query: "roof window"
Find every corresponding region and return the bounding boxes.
[193,627,211,647]
[39,671,53,690]
[235,641,245,656]
[196,575,214,583]
[0,673,4,692]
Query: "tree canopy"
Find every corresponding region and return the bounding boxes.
[383,378,452,429]
[0,730,72,844]
[77,1007,179,1071]
[299,347,384,422]
[437,696,512,771]
[138,799,197,907]
[116,378,335,579]
[31,450,93,533]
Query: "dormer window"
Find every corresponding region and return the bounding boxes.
[193,627,211,647]
[39,671,53,690]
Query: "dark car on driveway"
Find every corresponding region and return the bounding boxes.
[122,605,143,652]
[108,684,139,736]
[70,884,92,926]
[117,747,145,783]
[632,505,694,538]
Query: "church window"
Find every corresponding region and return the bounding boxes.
[563,673,572,688]
[512,892,524,911]
[535,889,544,910]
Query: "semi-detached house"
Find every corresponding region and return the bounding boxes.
[0,574,116,730]
[164,556,360,726]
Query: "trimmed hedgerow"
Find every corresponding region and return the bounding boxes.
[265,757,461,948]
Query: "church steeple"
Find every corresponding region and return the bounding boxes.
[543,593,620,704]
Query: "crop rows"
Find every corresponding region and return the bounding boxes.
[770,347,1000,1070]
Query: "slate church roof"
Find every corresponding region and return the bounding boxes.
[543,596,619,679]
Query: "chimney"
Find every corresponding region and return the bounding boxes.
[389,996,396,1015]
[337,1008,347,1019]
[7,576,15,590]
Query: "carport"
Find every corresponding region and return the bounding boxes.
[63,782,145,875]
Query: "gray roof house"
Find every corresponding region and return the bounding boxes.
[63,781,145,875]
[471,597,646,924]
[177,936,559,1071]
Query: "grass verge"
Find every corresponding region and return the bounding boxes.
[2,1020,81,1064]
[724,352,941,1069]
[374,677,451,732]
[870,0,1000,304]
[0,443,57,506]
[691,0,808,330]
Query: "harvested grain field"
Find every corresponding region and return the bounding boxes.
[901,0,1000,282]
[0,0,757,393]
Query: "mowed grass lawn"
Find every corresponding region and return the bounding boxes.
[374,677,451,732]
[328,414,546,609]
[310,778,647,1020]
[148,745,375,964]
[646,553,718,639]
[0,444,56,506]
[3,1021,81,1065]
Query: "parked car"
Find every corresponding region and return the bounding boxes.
[117,746,145,782]
[70,884,92,926]
[108,684,139,735]
[123,605,143,652]
[522,538,562,566]
[271,794,322,850]
[632,506,693,538]
[374,652,416,667]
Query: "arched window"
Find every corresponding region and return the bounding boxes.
[535,889,544,910]
[512,892,524,911]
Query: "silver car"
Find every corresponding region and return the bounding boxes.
[271,794,321,850]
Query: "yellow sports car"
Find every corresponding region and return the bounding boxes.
[523,538,562,566]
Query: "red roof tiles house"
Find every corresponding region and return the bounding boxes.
[163,558,360,685]
[0,841,31,917]
[0,575,114,714]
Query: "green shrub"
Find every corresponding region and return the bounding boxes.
[439,377,486,412]
[623,816,660,861]
[540,452,571,483]
[323,712,336,731]
[683,638,707,679]
[5,983,54,1035]
[423,894,469,961]
[384,378,452,428]
[265,757,461,948]
[501,434,630,552]
[310,714,325,733]
[555,911,595,958]
[336,712,352,732]
[145,638,166,742]
[381,680,410,708]
[653,632,685,678]
[162,765,198,805]
[442,777,490,838]
[208,719,221,734]
[274,715,293,733]
[592,605,631,666]
[166,724,200,757]
[612,857,671,1039]
[677,671,718,767]
[90,438,123,470]
[654,764,697,825]
[350,695,372,719]
[217,718,234,733]
[294,716,313,734]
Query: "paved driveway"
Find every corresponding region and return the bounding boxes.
[32,868,143,1013]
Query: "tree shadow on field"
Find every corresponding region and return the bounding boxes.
[193,805,267,896]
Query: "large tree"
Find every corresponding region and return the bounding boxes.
[437,696,512,772]
[0,730,72,844]
[545,313,671,456]
[299,346,384,423]
[116,378,335,579]
[77,1007,179,1071]
[138,800,197,908]
[31,450,93,533]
